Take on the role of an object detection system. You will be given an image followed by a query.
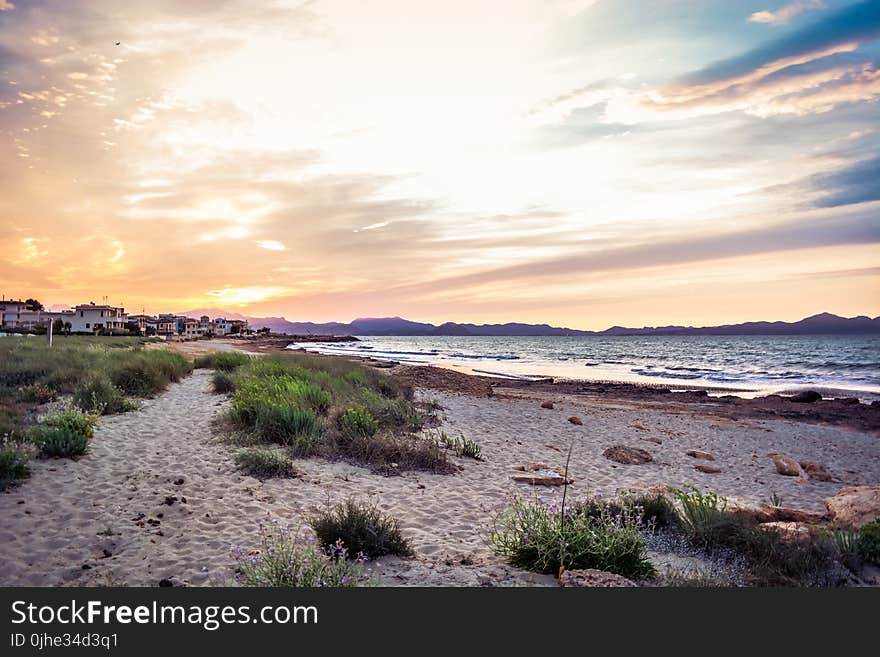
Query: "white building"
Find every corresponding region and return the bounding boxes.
[68,303,128,334]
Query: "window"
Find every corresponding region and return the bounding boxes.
[86,323,90,328]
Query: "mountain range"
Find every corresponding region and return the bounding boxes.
[174,310,880,337]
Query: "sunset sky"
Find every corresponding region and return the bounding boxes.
[1,0,878,329]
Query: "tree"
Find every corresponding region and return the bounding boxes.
[52,318,65,335]
[24,298,44,311]
[63,321,72,335]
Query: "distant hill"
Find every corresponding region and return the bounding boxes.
[173,310,880,337]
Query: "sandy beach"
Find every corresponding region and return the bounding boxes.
[1,339,878,586]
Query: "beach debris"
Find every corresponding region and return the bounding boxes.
[567,416,583,425]
[163,495,178,506]
[799,461,832,482]
[694,464,722,474]
[824,486,880,528]
[603,445,653,465]
[512,463,573,486]
[158,578,174,587]
[686,450,715,461]
[789,390,822,403]
[173,477,185,485]
[640,436,662,444]
[559,569,637,588]
[540,401,555,409]
[767,453,804,477]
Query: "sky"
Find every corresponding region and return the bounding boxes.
[1,0,878,329]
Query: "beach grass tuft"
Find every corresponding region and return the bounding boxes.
[234,447,298,479]
[309,499,413,559]
[194,351,251,371]
[232,521,374,587]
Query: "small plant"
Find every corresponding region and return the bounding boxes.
[232,520,373,587]
[857,519,880,564]
[768,492,783,507]
[309,499,413,559]
[211,370,236,394]
[0,439,31,489]
[340,406,378,437]
[73,376,133,414]
[434,431,482,460]
[32,426,90,458]
[44,407,98,440]
[235,448,297,479]
[622,490,678,529]
[669,485,727,539]
[18,383,56,404]
[488,496,656,579]
[254,405,321,453]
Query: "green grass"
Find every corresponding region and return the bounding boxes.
[32,426,90,458]
[217,352,450,473]
[488,496,656,580]
[211,370,237,394]
[235,447,298,479]
[309,499,413,559]
[194,351,252,371]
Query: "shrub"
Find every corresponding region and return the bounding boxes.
[211,371,236,394]
[332,430,453,474]
[32,426,90,458]
[44,407,97,439]
[235,448,297,479]
[232,521,373,587]
[18,384,56,404]
[488,496,656,579]
[73,376,133,414]
[309,499,413,559]
[340,406,378,437]
[195,352,251,371]
[670,485,726,538]
[626,491,678,529]
[0,439,30,489]
[436,432,482,460]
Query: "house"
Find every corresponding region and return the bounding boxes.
[0,298,65,330]
[68,302,128,334]
[0,299,28,329]
[128,314,158,334]
[213,317,230,335]
[156,314,177,336]
[183,317,203,338]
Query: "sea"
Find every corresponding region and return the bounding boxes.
[289,334,880,401]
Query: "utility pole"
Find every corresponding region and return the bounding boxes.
[48,316,53,347]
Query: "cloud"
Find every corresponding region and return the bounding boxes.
[749,1,825,26]
[255,240,286,251]
[604,1,880,122]
[810,155,880,207]
[0,1,14,12]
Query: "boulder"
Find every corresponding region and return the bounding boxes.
[603,445,653,465]
[568,416,583,425]
[686,450,715,461]
[541,401,555,409]
[799,461,832,482]
[559,569,637,588]
[694,464,721,474]
[767,453,804,477]
[824,486,880,528]
[789,390,822,403]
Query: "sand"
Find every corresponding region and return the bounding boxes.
[1,367,878,587]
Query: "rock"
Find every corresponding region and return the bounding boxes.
[691,390,709,397]
[789,390,822,403]
[559,569,637,587]
[767,453,804,477]
[163,496,178,505]
[686,450,715,461]
[799,461,832,482]
[694,464,721,474]
[158,578,174,587]
[824,486,880,528]
[512,463,573,487]
[728,502,827,525]
[603,445,653,465]
[568,416,583,425]
[541,401,555,409]
[760,522,814,538]
[838,397,860,405]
